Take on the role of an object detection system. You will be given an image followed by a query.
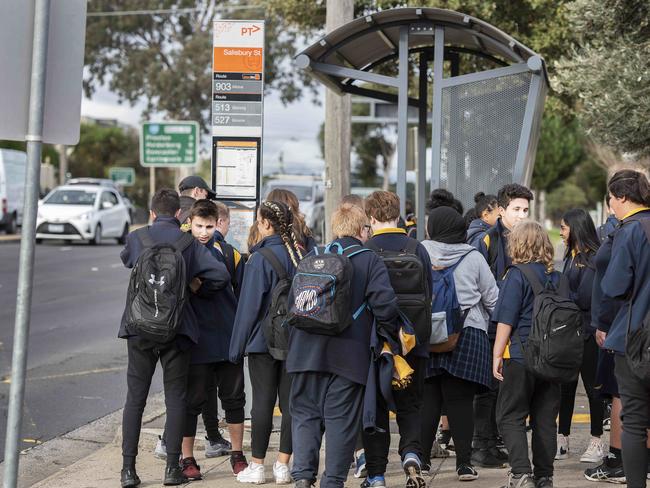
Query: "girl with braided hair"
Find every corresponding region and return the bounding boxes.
[229,200,301,485]
[267,188,317,252]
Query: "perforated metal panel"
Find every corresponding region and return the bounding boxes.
[439,71,532,210]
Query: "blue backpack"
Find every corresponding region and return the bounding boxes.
[429,251,474,353]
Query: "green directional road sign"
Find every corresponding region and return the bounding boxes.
[140,121,199,167]
[109,167,136,186]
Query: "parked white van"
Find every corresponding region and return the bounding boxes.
[0,149,26,234]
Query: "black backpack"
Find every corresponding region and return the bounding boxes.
[365,239,431,344]
[485,225,503,279]
[258,247,294,361]
[216,239,238,292]
[287,243,372,336]
[623,216,650,384]
[125,228,194,343]
[514,264,583,383]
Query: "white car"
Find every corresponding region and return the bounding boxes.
[36,184,131,244]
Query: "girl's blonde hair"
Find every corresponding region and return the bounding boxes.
[508,221,555,273]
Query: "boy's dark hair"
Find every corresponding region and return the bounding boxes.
[426,188,464,215]
[151,188,180,217]
[189,199,219,221]
[365,190,400,222]
[464,208,478,226]
[474,192,499,217]
[497,183,534,209]
[608,169,650,206]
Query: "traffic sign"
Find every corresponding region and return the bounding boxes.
[0,0,87,144]
[139,121,199,167]
[212,21,264,138]
[109,167,135,186]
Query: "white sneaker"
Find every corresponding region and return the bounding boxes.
[153,435,167,460]
[580,437,605,463]
[555,435,569,460]
[237,462,266,484]
[273,461,292,484]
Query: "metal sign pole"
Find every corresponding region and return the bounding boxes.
[3,1,50,487]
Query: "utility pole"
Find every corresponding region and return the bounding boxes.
[324,0,353,242]
[57,144,67,185]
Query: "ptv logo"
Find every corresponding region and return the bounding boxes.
[241,25,261,36]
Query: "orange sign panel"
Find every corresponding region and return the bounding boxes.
[213,47,263,73]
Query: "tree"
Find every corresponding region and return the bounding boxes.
[84,1,317,133]
[555,0,650,155]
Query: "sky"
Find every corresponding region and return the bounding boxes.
[80,83,326,177]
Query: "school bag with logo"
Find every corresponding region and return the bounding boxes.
[513,264,583,383]
[258,247,294,361]
[125,228,194,343]
[287,243,372,336]
[622,216,650,384]
[429,251,473,353]
[365,239,431,344]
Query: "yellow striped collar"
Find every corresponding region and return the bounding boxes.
[621,207,650,221]
[372,227,407,236]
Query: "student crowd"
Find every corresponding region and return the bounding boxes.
[117,170,650,488]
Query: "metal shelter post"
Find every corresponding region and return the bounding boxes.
[417,53,428,241]
[3,1,50,487]
[430,26,445,193]
[396,26,409,217]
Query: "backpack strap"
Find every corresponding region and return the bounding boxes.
[344,246,373,259]
[172,232,194,253]
[217,240,237,290]
[486,226,500,272]
[258,247,287,280]
[512,263,545,296]
[134,226,155,248]
[325,242,345,255]
[404,238,418,255]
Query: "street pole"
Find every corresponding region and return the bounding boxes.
[3,1,50,487]
[57,144,67,185]
[324,0,353,242]
[150,167,156,204]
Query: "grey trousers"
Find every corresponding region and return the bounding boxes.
[290,372,364,488]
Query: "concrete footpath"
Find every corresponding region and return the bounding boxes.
[2,388,603,488]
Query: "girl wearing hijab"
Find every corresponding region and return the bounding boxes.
[420,207,500,482]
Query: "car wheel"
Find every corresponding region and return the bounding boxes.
[35,238,42,244]
[5,214,17,235]
[89,224,102,245]
[117,223,129,245]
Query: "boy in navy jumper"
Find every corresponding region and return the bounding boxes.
[493,222,561,488]
[178,200,248,480]
[472,183,533,468]
[361,191,432,488]
[118,189,230,488]
[287,203,400,488]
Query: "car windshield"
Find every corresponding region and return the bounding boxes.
[44,189,97,205]
[266,184,313,201]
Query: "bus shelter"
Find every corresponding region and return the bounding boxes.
[296,7,548,239]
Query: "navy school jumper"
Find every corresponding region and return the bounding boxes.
[562,250,597,337]
[600,209,650,354]
[466,218,491,249]
[285,236,400,386]
[366,228,433,357]
[229,234,296,362]
[189,236,240,364]
[213,230,246,299]
[118,216,231,346]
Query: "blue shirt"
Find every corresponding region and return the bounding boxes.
[229,234,296,361]
[601,210,650,354]
[285,236,400,385]
[493,263,561,363]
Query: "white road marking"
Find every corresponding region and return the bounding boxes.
[110,263,122,268]
[91,267,99,271]
[60,247,71,251]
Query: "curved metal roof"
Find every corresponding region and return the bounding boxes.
[297,7,546,80]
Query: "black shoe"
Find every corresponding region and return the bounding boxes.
[535,476,553,488]
[163,465,188,486]
[457,464,479,481]
[437,428,452,446]
[120,468,141,488]
[491,446,509,461]
[295,479,315,488]
[584,455,625,483]
[471,448,507,469]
